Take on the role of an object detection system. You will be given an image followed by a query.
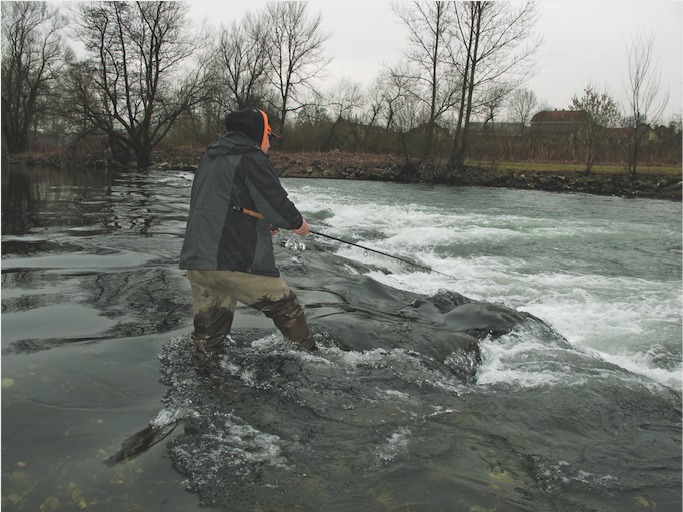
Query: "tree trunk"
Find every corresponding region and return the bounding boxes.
[449,2,481,172]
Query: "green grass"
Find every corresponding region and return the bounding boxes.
[468,160,682,175]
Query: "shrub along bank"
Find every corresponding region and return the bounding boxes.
[4,150,680,201]
[269,152,681,201]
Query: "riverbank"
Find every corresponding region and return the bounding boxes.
[270,151,682,200]
[3,150,680,200]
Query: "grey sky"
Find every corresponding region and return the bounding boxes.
[190,0,682,122]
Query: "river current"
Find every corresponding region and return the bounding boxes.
[1,165,681,511]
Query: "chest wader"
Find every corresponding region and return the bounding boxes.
[187,270,316,358]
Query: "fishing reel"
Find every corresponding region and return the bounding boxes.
[284,233,306,254]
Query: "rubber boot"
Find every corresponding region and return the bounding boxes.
[259,293,316,350]
[192,305,234,360]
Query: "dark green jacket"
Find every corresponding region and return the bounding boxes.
[179,132,303,277]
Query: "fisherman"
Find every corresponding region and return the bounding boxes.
[179,108,316,360]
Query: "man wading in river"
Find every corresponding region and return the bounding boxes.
[179,108,316,361]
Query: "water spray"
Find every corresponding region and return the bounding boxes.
[233,206,457,280]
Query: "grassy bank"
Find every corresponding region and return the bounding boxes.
[476,160,682,176]
[272,152,681,201]
[3,149,681,200]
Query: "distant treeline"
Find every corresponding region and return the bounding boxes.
[2,1,679,178]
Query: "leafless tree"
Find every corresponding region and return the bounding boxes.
[213,11,271,112]
[368,64,419,133]
[368,64,424,166]
[1,1,66,153]
[481,85,509,132]
[365,79,385,129]
[67,1,211,168]
[264,2,331,138]
[448,1,540,172]
[295,91,330,126]
[324,77,364,149]
[623,30,668,178]
[391,1,460,161]
[506,87,537,132]
[326,78,364,122]
[571,85,621,172]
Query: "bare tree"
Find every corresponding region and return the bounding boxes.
[323,77,364,149]
[67,1,211,168]
[213,11,271,112]
[481,85,509,132]
[295,90,330,126]
[623,30,668,178]
[448,1,540,172]
[368,64,424,166]
[264,2,331,138]
[368,64,419,132]
[507,87,537,132]
[365,79,386,129]
[1,1,66,153]
[326,78,364,122]
[571,85,621,172]
[391,1,460,161]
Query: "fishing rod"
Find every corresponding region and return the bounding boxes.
[233,206,456,280]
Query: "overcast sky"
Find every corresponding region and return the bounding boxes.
[188,1,682,123]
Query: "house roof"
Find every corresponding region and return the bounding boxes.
[530,110,588,124]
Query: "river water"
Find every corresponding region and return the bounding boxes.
[1,165,681,511]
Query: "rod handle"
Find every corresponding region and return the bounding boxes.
[233,206,264,219]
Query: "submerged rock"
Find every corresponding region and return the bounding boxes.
[277,239,568,383]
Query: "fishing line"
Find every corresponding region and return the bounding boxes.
[233,206,457,280]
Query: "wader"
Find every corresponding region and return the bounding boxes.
[187,270,315,356]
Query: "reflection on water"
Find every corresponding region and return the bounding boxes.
[2,164,200,511]
[1,165,680,512]
[2,165,115,236]
[2,165,191,357]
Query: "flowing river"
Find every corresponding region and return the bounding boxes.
[1,165,680,511]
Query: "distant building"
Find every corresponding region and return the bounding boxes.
[468,121,526,134]
[604,124,658,145]
[529,109,588,134]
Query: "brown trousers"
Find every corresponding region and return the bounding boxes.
[186,270,315,351]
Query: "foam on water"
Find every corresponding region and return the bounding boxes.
[370,257,682,391]
[376,427,412,464]
[476,346,566,388]
[599,350,682,391]
[290,180,682,392]
[472,326,682,393]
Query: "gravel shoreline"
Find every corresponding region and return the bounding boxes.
[4,150,680,201]
[270,152,682,201]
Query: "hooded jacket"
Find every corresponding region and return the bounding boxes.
[179,131,303,277]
